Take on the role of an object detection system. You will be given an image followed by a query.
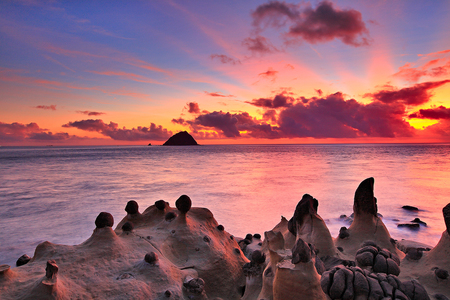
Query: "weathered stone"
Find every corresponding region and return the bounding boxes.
[320,271,332,294]
[339,227,350,239]
[354,177,377,216]
[183,278,205,294]
[175,195,192,213]
[434,294,450,300]
[251,250,266,264]
[386,274,401,289]
[329,269,346,299]
[45,260,58,279]
[217,224,224,231]
[380,280,394,298]
[356,245,379,256]
[242,262,263,277]
[245,233,253,241]
[0,264,11,274]
[155,200,167,210]
[95,212,114,228]
[341,267,354,300]
[121,221,134,232]
[16,254,31,267]
[253,233,261,239]
[353,270,370,298]
[288,194,319,235]
[144,252,158,264]
[373,254,388,273]
[164,211,177,222]
[434,268,449,279]
[315,256,326,275]
[443,203,450,235]
[386,258,400,276]
[405,247,423,260]
[356,251,374,267]
[125,200,139,214]
[291,238,312,264]
[367,276,384,299]
[394,289,409,300]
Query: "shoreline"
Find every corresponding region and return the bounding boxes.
[1,178,449,299]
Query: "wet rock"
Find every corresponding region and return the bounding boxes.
[402,205,419,211]
[155,200,167,210]
[411,218,427,226]
[354,177,377,216]
[144,252,158,264]
[164,211,177,222]
[16,254,31,267]
[291,238,312,264]
[95,212,114,228]
[398,223,420,230]
[183,277,205,294]
[443,203,450,235]
[45,260,59,279]
[434,268,449,280]
[176,195,192,213]
[125,200,139,214]
[339,227,350,239]
[122,221,134,232]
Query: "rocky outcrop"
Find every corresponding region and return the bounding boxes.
[163,131,198,146]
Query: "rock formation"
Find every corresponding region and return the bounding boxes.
[163,131,198,146]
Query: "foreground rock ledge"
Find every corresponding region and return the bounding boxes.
[1,178,449,299]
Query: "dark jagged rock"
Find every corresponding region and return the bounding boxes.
[443,203,450,235]
[45,260,58,279]
[291,238,312,264]
[163,131,198,146]
[144,252,158,264]
[288,194,319,235]
[183,278,205,294]
[354,177,377,216]
[217,224,224,231]
[402,205,419,211]
[251,250,266,264]
[125,200,139,214]
[434,268,449,280]
[435,294,450,300]
[122,221,134,232]
[339,227,350,239]
[411,218,427,226]
[175,195,192,213]
[245,233,253,241]
[253,233,261,239]
[95,212,114,228]
[16,254,31,267]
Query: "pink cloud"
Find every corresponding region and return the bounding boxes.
[35,105,57,110]
[210,54,241,65]
[204,91,235,98]
[76,111,105,116]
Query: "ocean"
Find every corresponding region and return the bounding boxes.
[1,144,449,266]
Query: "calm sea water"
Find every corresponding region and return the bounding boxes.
[1,144,449,266]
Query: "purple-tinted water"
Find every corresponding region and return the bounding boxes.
[1,144,449,266]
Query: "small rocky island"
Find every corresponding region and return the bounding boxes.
[163,131,198,146]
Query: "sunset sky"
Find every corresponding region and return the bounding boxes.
[1,0,450,145]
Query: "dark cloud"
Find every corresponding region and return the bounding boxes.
[35,105,56,110]
[0,121,72,143]
[365,80,450,106]
[277,92,414,138]
[28,132,70,141]
[315,89,323,96]
[243,35,276,53]
[409,106,450,120]
[251,1,369,47]
[210,54,241,65]
[76,110,105,116]
[204,91,235,97]
[62,119,172,141]
[186,102,201,114]
[247,93,294,108]
[171,118,186,125]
